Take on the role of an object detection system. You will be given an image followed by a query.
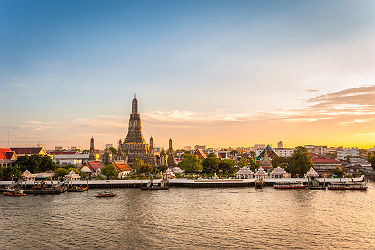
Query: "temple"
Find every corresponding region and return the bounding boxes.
[89,137,96,161]
[121,94,154,167]
[167,138,176,168]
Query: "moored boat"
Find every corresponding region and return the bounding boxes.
[3,186,26,196]
[274,182,307,189]
[95,191,117,197]
[328,182,368,190]
[68,186,88,192]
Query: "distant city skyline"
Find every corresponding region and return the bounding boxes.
[1,0,374,149]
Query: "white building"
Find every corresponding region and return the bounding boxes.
[304,145,327,155]
[274,148,294,157]
[53,153,89,167]
[337,147,359,160]
[270,167,287,178]
[236,167,254,179]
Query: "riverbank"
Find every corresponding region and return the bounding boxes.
[0,176,365,189]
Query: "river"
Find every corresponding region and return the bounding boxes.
[1,182,375,248]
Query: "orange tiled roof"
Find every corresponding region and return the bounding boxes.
[112,161,131,172]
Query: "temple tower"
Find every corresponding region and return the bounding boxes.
[148,136,157,167]
[167,138,176,168]
[115,139,125,161]
[123,94,149,167]
[89,137,96,160]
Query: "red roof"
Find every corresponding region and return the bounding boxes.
[82,161,105,172]
[10,147,43,155]
[0,148,15,160]
[312,157,340,164]
[194,149,207,159]
[112,161,131,172]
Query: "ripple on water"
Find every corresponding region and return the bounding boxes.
[1,183,375,248]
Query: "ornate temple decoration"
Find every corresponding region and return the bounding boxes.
[121,94,152,167]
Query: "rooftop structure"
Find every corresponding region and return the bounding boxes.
[194,148,207,159]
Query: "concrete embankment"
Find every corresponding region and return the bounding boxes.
[0,176,365,189]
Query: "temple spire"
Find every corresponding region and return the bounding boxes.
[132,93,138,114]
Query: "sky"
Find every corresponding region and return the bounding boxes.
[0,0,374,150]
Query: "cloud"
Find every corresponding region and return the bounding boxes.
[20,121,52,131]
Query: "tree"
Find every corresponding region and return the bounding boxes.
[134,160,153,175]
[15,155,57,173]
[367,153,375,170]
[238,158,248,168]
[288,146,313,177]
[248,157,259,172]
[271,156,289,168]
[55,168,69,178]
[3,164,22,180]
[332,166,345,178]
[101,164,118,179]
[109,147,118,155]
[218,159,236,175]
[158,165,168,172]
[202,156,221,174]
[250,151,256,159]
[178,154,203,173]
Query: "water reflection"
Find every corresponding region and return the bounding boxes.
[1,183,375,248]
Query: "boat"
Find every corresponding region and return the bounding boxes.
[274,182,307,189]
[95,191,117,197]
[3,186,26,196]
[141,181,169,190]
[328,182,368,190]
[68,186,88,192]
[24,177,66,194]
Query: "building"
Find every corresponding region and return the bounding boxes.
[337,147,359,160]
[194,149,207,159]
[80,161,105,177]
[277,141,283,148]
[88,137,96,161]
[236,167,254,179]
[270,166,288,178]
[310,154,341,174]
[112,161,132,178]
[148,136,157,167]
[274,148,294,158]
[304,145,327,155]
[0,148,16,167]
[167,138,176,168]
[52,153,89,167]
[121,94,151,167]
[65,170,80,181]
[10,147,48,158]
[105,144,113,149]
[55,146,63,151]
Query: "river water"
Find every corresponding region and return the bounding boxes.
[1,182,375,249]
